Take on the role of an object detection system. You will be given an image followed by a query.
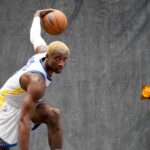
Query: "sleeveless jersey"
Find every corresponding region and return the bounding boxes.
[0,53,52,108]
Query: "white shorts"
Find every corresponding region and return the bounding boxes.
[0,102,21,146]
[0,100,44,147]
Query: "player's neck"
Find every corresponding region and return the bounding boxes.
[46,69,53,77]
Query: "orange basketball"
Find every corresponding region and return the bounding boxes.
[42,10,68,35]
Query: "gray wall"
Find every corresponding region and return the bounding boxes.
[0,0,150,150]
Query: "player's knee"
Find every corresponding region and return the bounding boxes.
[46,108,61,127]
[51,108,60,121]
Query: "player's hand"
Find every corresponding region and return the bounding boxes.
[34,8,55,18]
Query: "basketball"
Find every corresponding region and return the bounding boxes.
[42,10,68,35]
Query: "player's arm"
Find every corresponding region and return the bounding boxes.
[18,73,46,150]
[30,9,54,54]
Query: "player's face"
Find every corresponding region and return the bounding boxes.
[47,49,69,73]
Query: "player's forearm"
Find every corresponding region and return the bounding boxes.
[18,118,30,150]
[30,16,47,51]
[30,16,41,40]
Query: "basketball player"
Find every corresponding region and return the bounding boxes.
[0,8,69,150]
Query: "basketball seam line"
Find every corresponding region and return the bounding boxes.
[55,15,61,33]
[47,14,59,34]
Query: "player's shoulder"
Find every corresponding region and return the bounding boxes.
[35,45,47,54]
[21,72,45,83]
[20,72,46,91]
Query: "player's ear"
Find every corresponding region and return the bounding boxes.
[45,53,49,59]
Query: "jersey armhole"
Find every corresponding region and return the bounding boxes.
[29,70,46,80]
